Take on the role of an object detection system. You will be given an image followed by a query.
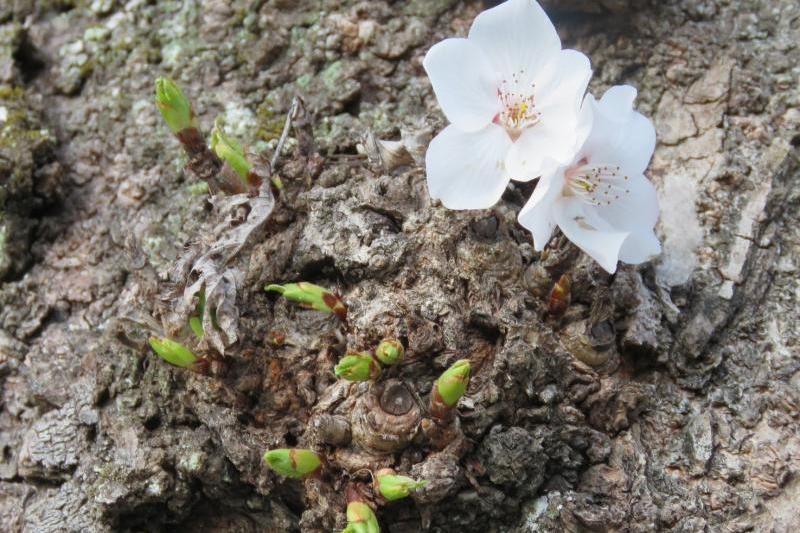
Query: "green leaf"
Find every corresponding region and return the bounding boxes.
[148,336,198,368]
[209,118,252,180]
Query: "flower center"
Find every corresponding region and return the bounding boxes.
[564,160,631,207]
[495,72,540,136]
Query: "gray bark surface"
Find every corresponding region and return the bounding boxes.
[0,0,798,531]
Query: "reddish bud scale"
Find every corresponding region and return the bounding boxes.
[269,331,286,346]
[322,292,348,321]
[548,273,571,316]
[176,127,212,158]
[429,385,452,421]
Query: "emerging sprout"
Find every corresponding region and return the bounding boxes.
[335,353,380,382]
[189,290,205,339]
[374,338,404,365]
[430,359,471,419]
[341,501,380,533]
[148,336,198,368]
[155,77,197,134]
[374,469,427,501]
[265,282,348,321]
[263,448,322,478]
[210,118,252,181]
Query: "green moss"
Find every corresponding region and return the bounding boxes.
[254,97,286,142]
[320,60,344,91]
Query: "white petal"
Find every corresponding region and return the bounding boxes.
[423,38,499,132]
[619,230,661,264]
[468,0,560,83]
[593,172,659,232]
[599,85,637,118]
[580,85,656,174]
[425,124,513,210]
[535,49,592,114]
[553,197,629,273]
[518,171,562,250]
[505,122,575,180]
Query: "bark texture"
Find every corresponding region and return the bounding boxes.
[1,0,799,532]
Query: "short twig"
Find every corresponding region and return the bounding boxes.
[270,96,301,170]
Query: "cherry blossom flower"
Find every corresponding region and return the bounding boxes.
[423,0,591,209]
[518,85,660,273]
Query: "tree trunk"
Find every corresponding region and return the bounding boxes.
[1,0,798,531]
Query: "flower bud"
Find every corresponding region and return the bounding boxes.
[374,338,404,365]
[335,353,380,382]
[343,501,380,533]
[209,118,252,180]
[263,448,321,478]
[265,282,347,321]
[148,336,198,368]
[436,359,471,407]
[374,469,427,501]
[154,77,196,134]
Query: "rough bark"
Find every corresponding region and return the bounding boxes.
[0,0,798,532]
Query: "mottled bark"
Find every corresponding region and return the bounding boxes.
[0,1,798,532]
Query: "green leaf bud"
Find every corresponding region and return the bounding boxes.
[334,353,380,382]
[435,359,470,407]
[155,77,196,134]
[343,501,380,533]
[209,118,252,180]
[375,471,427,501]
[263,448,321,478]
[265,282,347,320]
[374,338,404,365]
[188,316,204,339]
[148,336,198,368]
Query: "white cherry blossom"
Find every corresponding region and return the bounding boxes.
[423,0,591,209]
[518,85,660,273]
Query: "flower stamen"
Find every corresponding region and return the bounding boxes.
[564,162,631,207]
[496,73,541,133]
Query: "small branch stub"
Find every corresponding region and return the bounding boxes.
[265,282,348,321]
[351,380,421,454]
[429,359,471,420]
[263,448,321,478]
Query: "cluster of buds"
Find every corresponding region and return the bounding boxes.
[334,339,405,382]
[155,77,274,194]
[429,359,471,420]
[266,282,348,321]
[263,448,322,478]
